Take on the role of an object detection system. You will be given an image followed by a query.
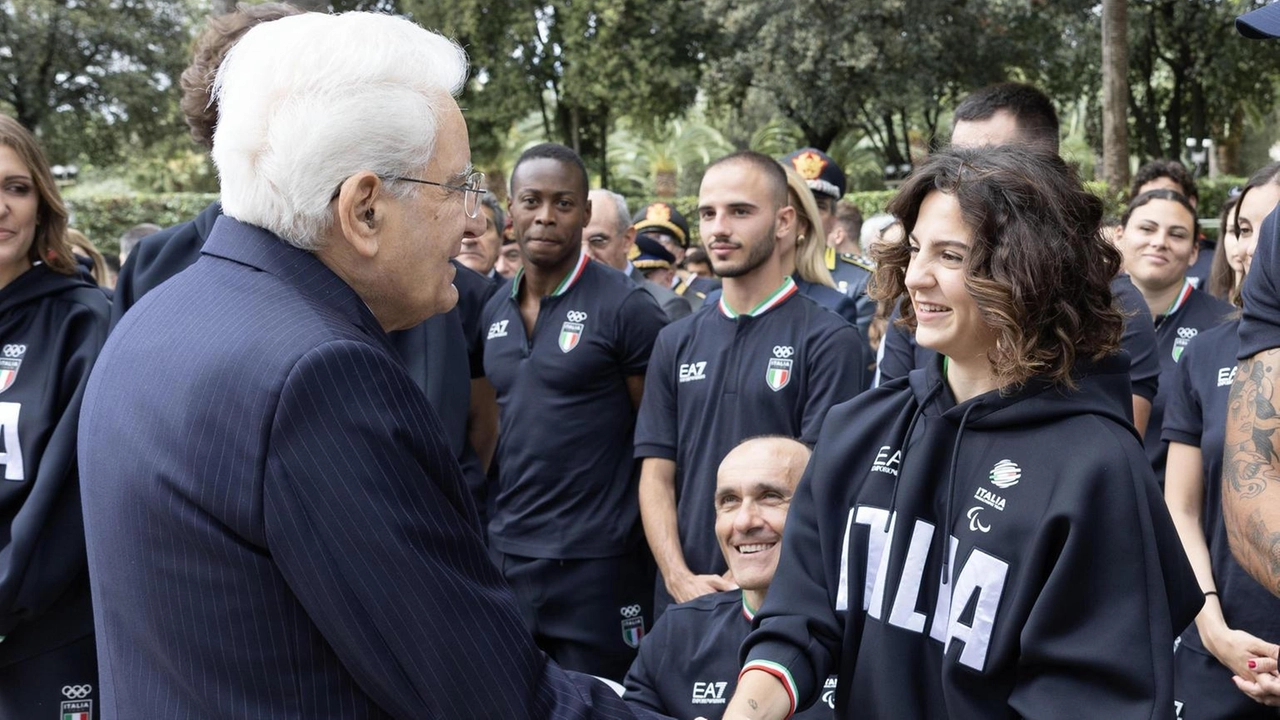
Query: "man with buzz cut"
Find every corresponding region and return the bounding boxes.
[482,143,669,681]
[583,188,691,321]
[635,150,866,616]
[624,436,836,719]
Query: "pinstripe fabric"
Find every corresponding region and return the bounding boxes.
[79,217,664,719]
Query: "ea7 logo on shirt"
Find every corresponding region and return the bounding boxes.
[1218,366,1238,387]
[870,445,901,476]
[487,320,509,340]
[765,345,794,392]
[691,681,728,705]
[0,343,25,394]
[560,311,587,353]
[620,604,645,648]
[679,361,708,383]
[1173,327,1198,362]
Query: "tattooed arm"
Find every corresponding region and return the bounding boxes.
[1224,349,1280,597]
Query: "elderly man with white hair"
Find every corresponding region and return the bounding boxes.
[78,12,659,720]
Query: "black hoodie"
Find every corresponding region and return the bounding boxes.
[0,263,109,665]
[741,354,1202,719]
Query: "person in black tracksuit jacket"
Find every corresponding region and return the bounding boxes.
[0,116,111,718]
[724,147,1202,720]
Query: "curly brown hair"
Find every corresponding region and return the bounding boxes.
[870,146,1124,390]
[0,115,75,276]
[179,2,304,150]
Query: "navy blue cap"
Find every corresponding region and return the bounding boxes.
[1239,2,1280,38]
[781,148,846,200]
[633,234,676,270]
[633,202,690,248]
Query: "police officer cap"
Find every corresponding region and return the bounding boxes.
[632,202,690,248]
[782,148,846,200]
[633,233,676,270]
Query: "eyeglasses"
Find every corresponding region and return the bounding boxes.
[391,171,486,218]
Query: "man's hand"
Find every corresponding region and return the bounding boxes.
[667,570,737,604]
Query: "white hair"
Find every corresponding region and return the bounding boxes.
[211,12,468,249]
[593,189,630,236]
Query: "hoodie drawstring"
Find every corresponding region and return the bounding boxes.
[941,401,979,586]
[883,378,947,533]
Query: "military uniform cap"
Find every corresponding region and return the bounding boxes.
[782,148,846,200]
[633,233,676,270]
[632,202,690,248]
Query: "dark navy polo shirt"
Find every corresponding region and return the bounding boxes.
[1163,318,1280,653]
[623,590,835,719]
[877,275,1162,403]
[1143,283,1233,484]
[634,278,866,577]
[483,254,668,559]
[1241,207,1280,358]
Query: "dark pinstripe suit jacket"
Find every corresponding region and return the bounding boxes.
[79,217,663,719]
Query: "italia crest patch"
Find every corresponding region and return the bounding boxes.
[559,311,587,354]
[620,604,645,648]
[0,344,26,394]
[1173,327,1197,362]
[766,345,795,392]
[60,683,93,720]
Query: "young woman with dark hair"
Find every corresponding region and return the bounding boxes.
[722,147,1201,720]
[1115,189,1234,485]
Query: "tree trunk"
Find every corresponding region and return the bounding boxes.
[1102,0,1130,192]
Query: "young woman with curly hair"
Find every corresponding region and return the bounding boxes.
[722,146,1202,720]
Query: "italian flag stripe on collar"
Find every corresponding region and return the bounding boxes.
[741,592,757,622]
[739,660,798,717]
[511,252,591,299]
[719,276,798,319]
[1164,278,1195,317]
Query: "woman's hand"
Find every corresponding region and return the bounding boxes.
[1233,655,1280,707]
[1205,626,1280,682]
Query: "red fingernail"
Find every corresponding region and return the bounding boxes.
[1250,660,1257,669]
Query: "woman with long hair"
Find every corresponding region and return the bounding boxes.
[1163,162,1280,717]
[722,147,1200,719]
[0,115,110,717]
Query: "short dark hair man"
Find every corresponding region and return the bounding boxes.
[951,81,1060,151]
[828,200,863,257]
[635,150,866,615]
[457,191,505,277]
[782,148,874,334]
[483,143,669,680]
[584,189,691,321]
[624,437,835,719]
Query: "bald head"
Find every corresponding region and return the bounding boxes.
[715,436,812,595]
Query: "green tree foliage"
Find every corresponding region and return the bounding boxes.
[398,0,716,182]
[702,0,1098,166]
[1126,0,1280,173]
[0,0,195,166]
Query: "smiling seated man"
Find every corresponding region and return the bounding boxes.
[624,436,834,719]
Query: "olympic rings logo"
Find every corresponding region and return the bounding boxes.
[566,311,588,323]
[773,345,794,359]
[1176,327,1198,340]
[62,685,92,699]
[2,344,25,358]
[620,604,642,618]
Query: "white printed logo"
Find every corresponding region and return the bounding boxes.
[62,685,93,699]
[870,445,901,477]
[487,320,509,340]
[1218,366,1238,388]
[772,345,794,358]
[0,343,24,394]
[821,676,838,709]
[691,681,728,705]
[559,311,586,353]
[966,507,991,533]
[1173,327,1197,362]
[988,459,1021,488]
[679,361,708,383]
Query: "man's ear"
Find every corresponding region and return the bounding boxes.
[775,205,797,241]
[623,225,637,253]
[335,171,384,258]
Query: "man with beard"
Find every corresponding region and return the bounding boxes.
[635,151,866,616]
